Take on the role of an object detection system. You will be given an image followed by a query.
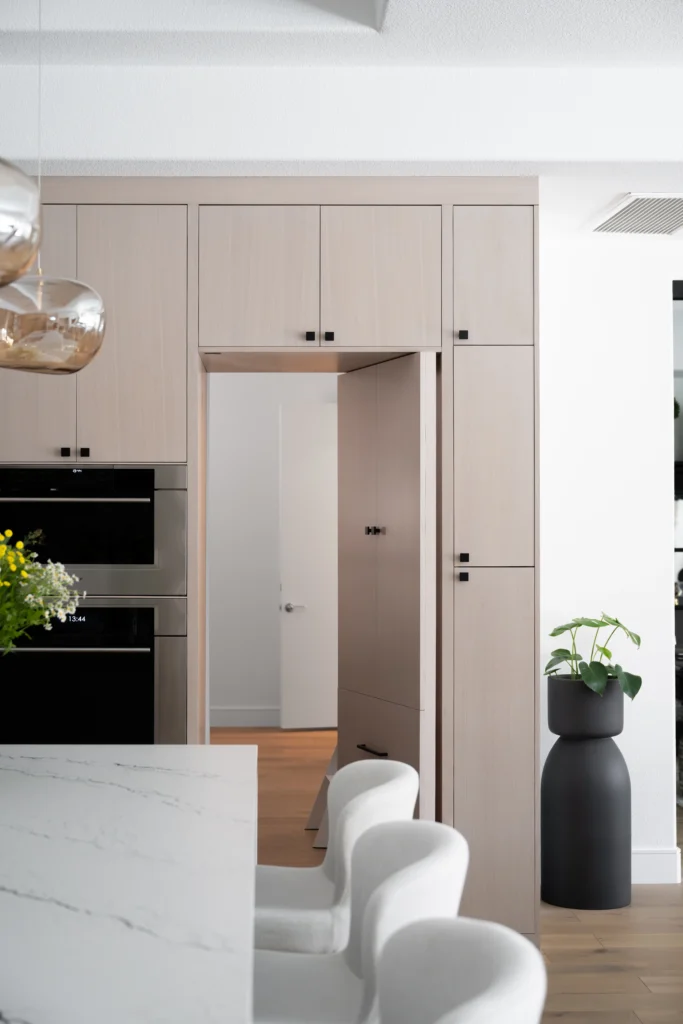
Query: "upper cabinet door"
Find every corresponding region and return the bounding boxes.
[199,206,320,348]
[0,206,78,463]
[453,347,534,567]
[76,205,187,463]
[321,206,442,349]
[453,206,534,345]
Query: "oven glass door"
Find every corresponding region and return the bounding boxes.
[0,608,155,744]
[0,468,155,566]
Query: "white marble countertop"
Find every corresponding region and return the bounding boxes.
[0,744,258,1024]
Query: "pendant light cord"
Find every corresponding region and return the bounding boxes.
[36,0,43,278]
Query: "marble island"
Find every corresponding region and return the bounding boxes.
[0,744,258,1024]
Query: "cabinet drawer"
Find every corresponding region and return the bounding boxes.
[337,688,433,818]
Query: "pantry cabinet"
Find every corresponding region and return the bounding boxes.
[453,346,535,567]
[198,205,442,350]
[0,205,78,463]
[199,205,320,348]
[76,205,187,463]
[321,206,442,348]
[453,206,534,346]
[0,205,188,465]
[452,567,536,933]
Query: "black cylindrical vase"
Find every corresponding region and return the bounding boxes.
[541,677,631,910]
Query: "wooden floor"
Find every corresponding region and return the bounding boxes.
[212,727,683,1023]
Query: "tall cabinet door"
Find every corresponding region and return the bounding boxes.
[453,207,534,346]
[321,206,442,349]
[453,347,534,567]
[453,567,536,934]
[0,206,78,463]
[338,363,378,702]
[199,206,320,348]
[76,205,187,463]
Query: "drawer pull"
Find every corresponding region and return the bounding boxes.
[357,743,388,758]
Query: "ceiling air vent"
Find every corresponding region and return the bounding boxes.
[593,194,683,236]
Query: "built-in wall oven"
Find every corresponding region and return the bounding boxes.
[0,465,186,596]
[0,466,188,745]
[0,597,186,744]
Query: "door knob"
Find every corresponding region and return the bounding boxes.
[284,603,306,613]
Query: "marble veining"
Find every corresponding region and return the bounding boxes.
[0,744,258,1024]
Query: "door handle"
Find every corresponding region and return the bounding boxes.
[284,603,306,613]
[357,743,388,758]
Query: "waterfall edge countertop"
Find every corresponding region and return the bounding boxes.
[0,744,258,1024]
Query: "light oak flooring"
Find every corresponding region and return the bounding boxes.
[211,727,683,1023]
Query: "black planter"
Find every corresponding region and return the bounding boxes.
[541,676,631,910]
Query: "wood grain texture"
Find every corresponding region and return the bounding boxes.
[452,567,536,934]
[76,205,187,463]
[321,206,442,349]
[199,349,409,373]
[453,206,534,346]
[337,687,423,781]
[0,205,78,463]
[209,728,683,1024]
[199,205,320,349]
[453,346,535,567]
[337,363,378,703]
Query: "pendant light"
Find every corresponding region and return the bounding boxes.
[0,158,41,286]
[0,0,105,375]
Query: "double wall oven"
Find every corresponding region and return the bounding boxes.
[0,466,187,744]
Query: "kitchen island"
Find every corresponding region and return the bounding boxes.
[0,744,258,1023]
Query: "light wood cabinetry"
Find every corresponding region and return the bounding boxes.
[453,346,534,567]
[0,206,78,463]
[199,206,320,348]
[453,206,534,346]
[452,567,536,934]
[321,206,441,349]
[76,205,187,463]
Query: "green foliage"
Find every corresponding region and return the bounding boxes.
[544,614,642,700]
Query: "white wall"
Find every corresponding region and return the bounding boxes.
[4,66,683,172]
[539,175,681,884]
[207,373,338,727]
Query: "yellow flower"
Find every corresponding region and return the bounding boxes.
[2,581,9,587]
[0,545,5,557]
[18,556,25,564]
[9,564,16,572]
[4,529,12,538]
[15,541,23,550]
[20,570,28,578]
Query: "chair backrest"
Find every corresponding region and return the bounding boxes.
[345,821,470,1022]
[377,918,547,1024]
[323,760,420,902]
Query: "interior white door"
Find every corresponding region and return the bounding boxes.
[279,402,338,729]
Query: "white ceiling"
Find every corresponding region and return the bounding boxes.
[3,0,683,66]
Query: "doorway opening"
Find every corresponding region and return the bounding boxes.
[203,354,436,866]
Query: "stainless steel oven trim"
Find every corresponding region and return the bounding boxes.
[80,597,187,744]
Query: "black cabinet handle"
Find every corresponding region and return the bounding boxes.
[357,743,388,758]
[324,331,335,342]
[459,572,469,582]
[60,447,71,457]
[459,552,470,562]
[457,329,469,340]
[80,447,90,458]
[365,527,382,535]
[365,526,372,535]
[371,526,382,535]
[305,330,316,341]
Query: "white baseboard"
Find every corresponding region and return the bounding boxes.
[632,847,681,884]
[210,706,280,728]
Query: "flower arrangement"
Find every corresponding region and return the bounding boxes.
[0,529,81,653]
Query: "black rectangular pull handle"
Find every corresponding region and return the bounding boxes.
[459,572,469,582]
[357,743,388,758]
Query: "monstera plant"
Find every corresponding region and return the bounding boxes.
[544,614,642,699]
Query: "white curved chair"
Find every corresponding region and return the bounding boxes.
[377,918,547,1024]
[255,759,420,954]
[253,820,470,1024]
